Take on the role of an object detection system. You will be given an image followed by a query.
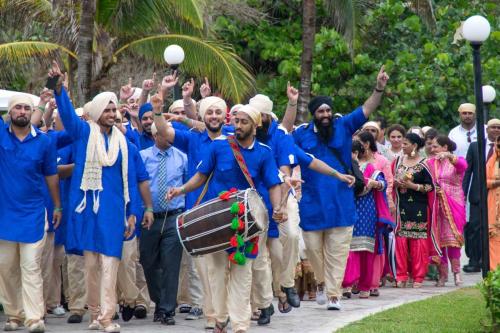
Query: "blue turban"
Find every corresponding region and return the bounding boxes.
[308,96,333,114]
[139,103,153,120]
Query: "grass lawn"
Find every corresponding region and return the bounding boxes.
[336,287,492,333]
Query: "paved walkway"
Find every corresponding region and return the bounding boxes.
[0,270,482,333]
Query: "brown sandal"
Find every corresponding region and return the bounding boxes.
[213,318,229,333]
[278,295,292,313]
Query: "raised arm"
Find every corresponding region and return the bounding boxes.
[50,61,86,139]
[151,85,176,144]
[139,72,156,108]
[31,88,53,126]
[181,78,198,120]
[281,81,299,132]
[362,65,389,118]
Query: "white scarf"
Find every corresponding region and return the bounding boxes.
[75,122,129,214]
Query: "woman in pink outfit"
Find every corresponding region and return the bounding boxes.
[427,135,467,286]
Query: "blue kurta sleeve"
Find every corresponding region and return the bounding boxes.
[126,128,141,149]
[276,133,297,167]
[294,145,314,167]
[173,129,191,154]
[133,147,150,183]
[341,106,367,135]
[54,88,87,140]
[260,148,282,189]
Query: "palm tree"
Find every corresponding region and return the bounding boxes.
[0,0,255,104]
[296,0,436,123]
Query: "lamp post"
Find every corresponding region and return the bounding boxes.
[164,44,185,100]
[482,85,496,120]
[463,15,491,278]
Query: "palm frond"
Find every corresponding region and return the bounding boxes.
[323,0,369,54]
[0,41,77,64]
[96,0,120,25]
[103,0,204,37]
[114,34,255,103]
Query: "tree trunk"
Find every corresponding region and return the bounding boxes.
[76,0,96,106]
[297,0,316,124]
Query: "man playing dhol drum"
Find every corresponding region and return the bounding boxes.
[166,104,285,333]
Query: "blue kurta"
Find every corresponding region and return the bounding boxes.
[197,137,281,202]
[55,88,136,259]
[293,107,366,231]
[0,120,57,243]
[55,144,74,246]
[258,121,297,238]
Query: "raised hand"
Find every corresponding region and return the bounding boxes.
[38,88,53,106]
[120,78,135,101]
[200,77,211,98]
[150,84,164,110]
[182,78,195,99]
[287,81,298,103]
[376,65,389,91]
[161,71,179,91]
[142,72,156,92]
[48,61,66,94]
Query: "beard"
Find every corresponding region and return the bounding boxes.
[313,116,334,143]
[11,116,30,127]
[255,121,270,142]
[206,121,223,133]
[235,129,252,141]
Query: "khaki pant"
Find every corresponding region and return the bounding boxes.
[193,256,215,321]
[66,254,86,315]
[302,226,353,298]
[206,251,252,332]
[268,195,301,293]
[41,233,65,309]
[134,239,150,310]
[177,250,203,308]
[117,238,141,307]
[84,251,120,326]
[251,234,274,310]
[0,235,46,326]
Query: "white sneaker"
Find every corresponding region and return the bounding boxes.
[316,284,327,305]
[50,305,66,316]
[4,321,21,331]
[327,297,342,310]
[103,323,121,333]
[28,321,45,333]
[88,320,102,330]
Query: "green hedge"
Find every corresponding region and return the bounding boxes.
[481,266,500,332]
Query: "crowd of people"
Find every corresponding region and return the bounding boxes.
[0,60,497,333]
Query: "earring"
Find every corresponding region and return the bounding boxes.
[410,149,416,157]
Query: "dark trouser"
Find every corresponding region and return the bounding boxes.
[140,214,182,315]
[464,203,481,267]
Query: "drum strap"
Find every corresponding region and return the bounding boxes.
[227,135,256,189]
[193,172,213,207]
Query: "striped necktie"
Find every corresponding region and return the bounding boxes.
[157,152,169,211]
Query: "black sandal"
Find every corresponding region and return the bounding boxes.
[213,318,229,333]
[278,295,292,313]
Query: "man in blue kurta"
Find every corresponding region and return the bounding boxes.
[153,88,230,329]
[292,66,389,310]
[167,104,284,333]
[0,94,61,333]
[248,94,300,324]
[50,61,138,333]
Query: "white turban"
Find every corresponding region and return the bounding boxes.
[249,94,278,121]
[168,99,184,113]
[82,101,92,117]
[129,87,142,101]
[362,121,381,132]
[230,104,243,114]
[151,122,158,136]
[458,103,476,113]
[199,96,227,119]
[238,104,262,127]
[8,94,34,113]
[89,92,118,122]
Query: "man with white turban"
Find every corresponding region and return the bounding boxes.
[249,94,301,324]
[50,61,148,333]
[151,84,229,328]
[0,94,61,333]
[167,103,285,333]
[449,103,486,158]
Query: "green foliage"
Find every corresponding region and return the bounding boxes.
[481,267,500,331]
[215,0,499,130]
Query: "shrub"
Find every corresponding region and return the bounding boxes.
[481,266,500,332]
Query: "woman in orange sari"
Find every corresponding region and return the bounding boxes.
[487,136,500,271]
[427,135,467,286]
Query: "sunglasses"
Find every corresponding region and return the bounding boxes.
[466,131,472,143]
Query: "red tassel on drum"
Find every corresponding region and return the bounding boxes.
[237,218,245,231]
[238,202,245,215]
[230,235,239,248]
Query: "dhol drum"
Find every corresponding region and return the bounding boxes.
[177,188,268,256]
